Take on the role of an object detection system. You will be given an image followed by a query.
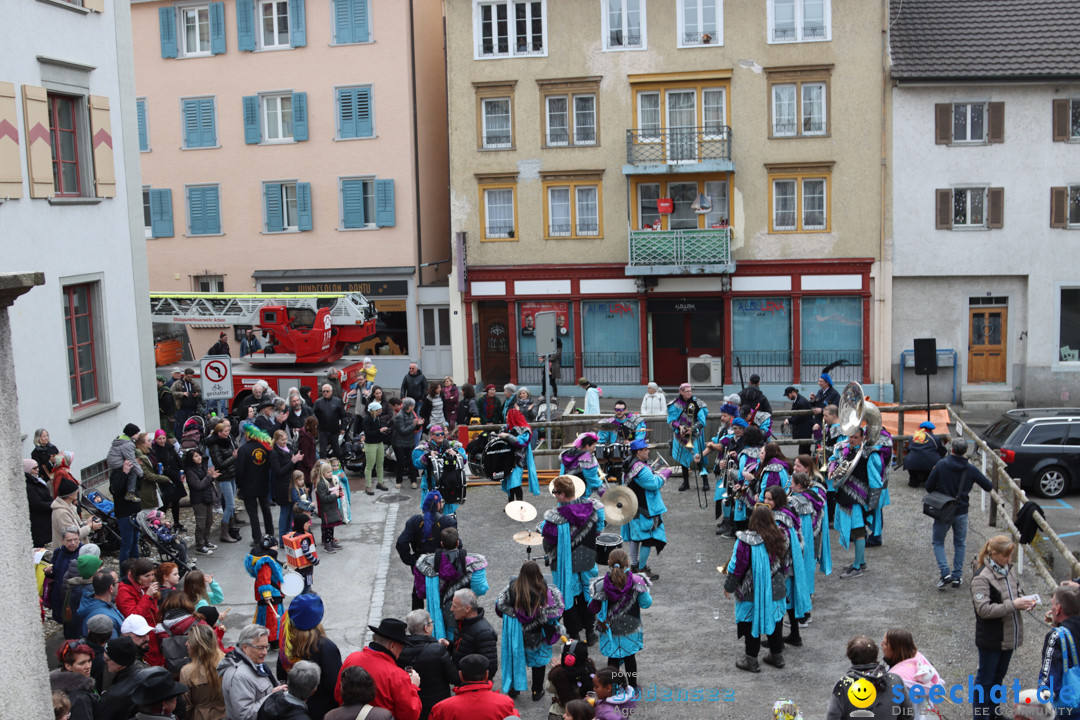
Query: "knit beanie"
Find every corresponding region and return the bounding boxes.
[77,555,103,579]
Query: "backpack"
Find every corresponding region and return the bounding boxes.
[481,434,516,481]
[1054,627,1080,709]
[160,632,193,678]
[433,450,467,504]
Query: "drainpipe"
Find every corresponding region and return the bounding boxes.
[878,0,892,399]
[409,0,423,286]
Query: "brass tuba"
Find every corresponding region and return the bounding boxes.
[828,382,882,487]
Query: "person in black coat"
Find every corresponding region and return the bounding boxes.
[313,385,348,461]
[449,592,498,681]
[399,610,456,720]
[150,430,187,529]
[235,423,276,543]
[31,428,60,481]
[96,637,149,720]
[26,459,53,547]
[270,430,304,544]
[275,595,341,720]
[739,375,773,414]
[285,393,314,439]
[783,386,815,456]
[396,495,459,609]
[903,421,947,488]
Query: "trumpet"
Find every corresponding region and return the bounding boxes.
[681,425,696,450]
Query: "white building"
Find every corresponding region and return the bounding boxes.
[1,0,156,482]
[889,0,1080,408]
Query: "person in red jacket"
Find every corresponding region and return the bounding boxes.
[336,618,423,720]
[116,558,163,665]
[429,654,519,720]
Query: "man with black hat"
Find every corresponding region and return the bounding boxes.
[336,618,422,720]
[783,386,815,456]
[172,368,202,439]
[131,666,189,720]
[255,398,287,436]
[97,635,150,720]
[428,654,518,720]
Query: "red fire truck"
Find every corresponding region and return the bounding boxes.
[151,292,378,412]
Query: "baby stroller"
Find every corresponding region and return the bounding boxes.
[134,510,195,575]
[179,415,207,455]
[78,490,122,555]
[341,435,366,475]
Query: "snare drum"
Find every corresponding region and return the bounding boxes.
[595,532,624,565]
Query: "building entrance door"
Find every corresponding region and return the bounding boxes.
[478,303,511,386]
[968,307,1007,383]
[650,299,724,386]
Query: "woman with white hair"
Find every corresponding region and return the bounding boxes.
[640,383,667,416]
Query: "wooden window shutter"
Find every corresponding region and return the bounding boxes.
[987,102,1004,143]
[935,104,952,144]
[986,187,1004,228]
[1053,99,1070,142]
[89,95,116,198]
[21,85,54,199]
[935,189,952,229]
[0,82,23,199]
[1051,187,1068,228]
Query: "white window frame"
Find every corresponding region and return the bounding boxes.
[638,91,661,141]
[547,186,571,236]
[262,93,294,143]
[801,82,826,135]
[178,2,213,57]
[142,187,153,239]
[1070,186,1080,228]
[258,0,291,49]
[772,83,797,137]
[573,94,597,146]
[704,179,729,227]
[952,102,987,143]
[603,0,646,51]
[952,186,988,228]
[473,0,548,59]
[638,182,660,229]
[772,179,797,231]
[481,97,512,149]
[1071,100,1080,140]
[767,0,830,44]
[702,87,726,137]
[575,185,600,236]
[339,176,376,230]
[802,178,826,230]
[677,0,722,48]
[193,274,225,292]
[264,181,299,232]
[545,95,569,146]
[483,187,515,238]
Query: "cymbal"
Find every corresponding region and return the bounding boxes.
[549,475,586,499]
[513,530,544,547]
[602,486,639,527]
[504,500,537,522]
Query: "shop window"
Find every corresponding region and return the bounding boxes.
[801,296,861,380]
[582,300,640,384]
[350,298,408,356]
[732,297,791,381]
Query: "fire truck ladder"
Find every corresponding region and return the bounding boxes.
[149,292,372,327]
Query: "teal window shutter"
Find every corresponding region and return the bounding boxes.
[204,186,221,234]
[265,183,284,232]
[209,2,226,54]
[182,99,198,147]
[159,7,178,58]
[297,182,313,231]
[237,0,255,51]
[333,0,351,43]
[337,88,355,138]
[199,98,217,146]
[290,0,307,47]
[341,179,366,228]
[136,100,149,152]
[291,92,308,141]
[356,87,372,137]
[188,187,205,234]
[149,188,173,237]
[243,96,261,144]
[352,0,370,43]
[375,178,395,227]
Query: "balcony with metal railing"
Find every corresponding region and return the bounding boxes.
[625,227,735,275]
[624,126,734,175]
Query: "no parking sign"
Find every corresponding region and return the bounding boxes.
[200,355,233,400]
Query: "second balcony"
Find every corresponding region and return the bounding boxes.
[624,126,734,175]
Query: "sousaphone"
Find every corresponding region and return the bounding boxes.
[602,486,639,527]
[829,381,882,486]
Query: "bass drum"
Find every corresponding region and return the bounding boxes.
[481,434,517,481]
[595,532,624,566]
[434,452,468,505]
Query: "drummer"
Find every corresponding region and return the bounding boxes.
[559,432,604,496]
[539,475,605,646]
[413,526,489,641]
[621,439,672,582]
[597,401,645,484]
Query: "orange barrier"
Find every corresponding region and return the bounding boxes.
[869,402,951,436]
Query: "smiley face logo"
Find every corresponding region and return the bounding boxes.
[848,678,876,709]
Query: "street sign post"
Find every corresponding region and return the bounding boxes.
[200,355,233,400]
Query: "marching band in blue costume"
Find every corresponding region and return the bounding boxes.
[621,438,670,579]
[667,383,708,491]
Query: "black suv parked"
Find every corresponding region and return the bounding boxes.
[978,409,1080,499]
